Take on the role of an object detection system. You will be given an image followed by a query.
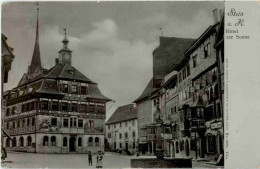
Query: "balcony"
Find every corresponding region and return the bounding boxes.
[189,119,206,132]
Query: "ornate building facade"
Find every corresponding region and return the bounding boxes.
[2,9,111,154]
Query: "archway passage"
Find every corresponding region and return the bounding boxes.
[218,134,224,154]
[69,136,76,152]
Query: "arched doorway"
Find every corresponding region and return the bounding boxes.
[185,139,190,156]
[218,134,224,154]
[69,136,76,152]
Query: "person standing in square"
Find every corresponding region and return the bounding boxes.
[88,151,92,166]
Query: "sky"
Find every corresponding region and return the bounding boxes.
[2,1,224,120]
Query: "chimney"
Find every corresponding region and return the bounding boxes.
[55,58,59,65]
[212,8,219,24]
[219,9,223,19]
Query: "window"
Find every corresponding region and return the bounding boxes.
[74,118,77,127]
[81,86,87,95]
[51,136,56,146]
[187,64,190,76]
[70,118,73,127]
[62,102,68,111]
[71,85,78,94]
[78,137,82,147]
[179,73,182,83]
[216,103,222,118]
[63,137,67,147]
[132,131,136,138]
[120,143,122,148]
[125,133,128,139]
[171,106,176,114]
[80,104,86,112]
[204,106,214,121]
[42,101,49,110]
[13,121,16,128]
[32,118,35,126]
[43,136,48,146]
[6,108,10,116]
[24,103,28,112]
[78,119,83,128]
[88,137,93,147]
[18,120,20,128]
[27,136,32,146]
[19,137,24,147]
[30,102,35,110]
[114,124,116,128]
[193,55,197,68]
[52,101,59,111]
[11,107,16,115]
[27,118,30,126]
[71,103,78,112]
[61,83,68,93]
[204,43,211,58]
[119,133,122,139]
[120,122,122,128]
[51,118,57,126]
[63,118,69,127]
[125,121,128,127]
[22,119,25,127]
[132,120,135,126]
[27,102,31,111]
[108,133,111,138]
[176,141,179,153]
[108,125,110,129]
[183,68,186,80]
[133,142,136,149]
[95,137,99,146]
[89,120,94,128]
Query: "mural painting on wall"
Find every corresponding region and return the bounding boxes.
[39,118,62,132]
[84,121,104,134]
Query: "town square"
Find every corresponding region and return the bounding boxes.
[2,1,224,168]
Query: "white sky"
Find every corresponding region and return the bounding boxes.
[2,1,224,120]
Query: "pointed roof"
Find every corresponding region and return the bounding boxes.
[134,78,158,103]
[29,7,41,74]
[105,104,137,125]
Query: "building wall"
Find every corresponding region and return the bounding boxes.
[136,99,153,145]
[106,118,138,154]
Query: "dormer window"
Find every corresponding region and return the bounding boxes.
[68,68,75,75]
[204,43,211,58]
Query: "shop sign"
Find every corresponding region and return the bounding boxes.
[210,121,222,129]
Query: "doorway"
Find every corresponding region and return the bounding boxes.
[125,142,128,151]
[69,136,76,152]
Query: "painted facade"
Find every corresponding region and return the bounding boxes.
[2,12,111,154]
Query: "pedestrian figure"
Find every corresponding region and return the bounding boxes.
[88,151,92,166]
[96,151,103,168]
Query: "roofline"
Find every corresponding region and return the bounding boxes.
[184,22,219,56]
[105,117,138,125]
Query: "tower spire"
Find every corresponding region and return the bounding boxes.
[29,2,42,75]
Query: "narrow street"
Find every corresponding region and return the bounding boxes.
[2,151,221,168]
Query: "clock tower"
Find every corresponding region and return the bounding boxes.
[58,28,72,64]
